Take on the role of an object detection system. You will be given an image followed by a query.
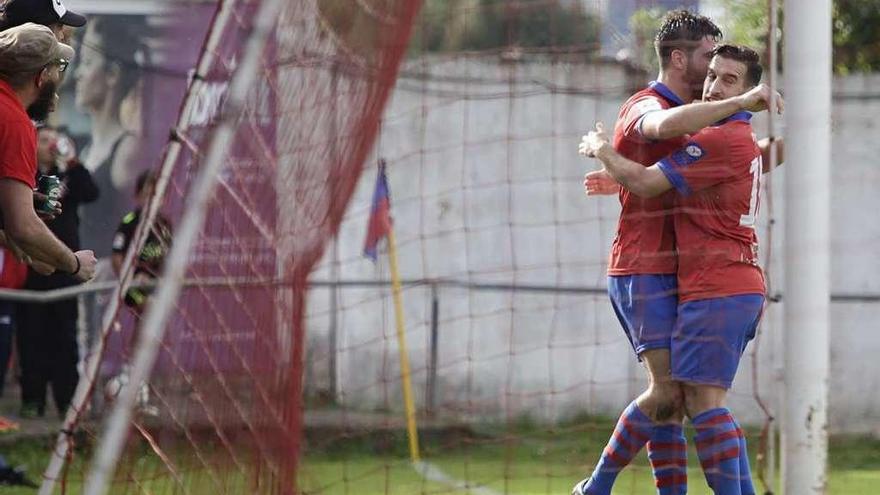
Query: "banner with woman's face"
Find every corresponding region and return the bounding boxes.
[54,5,215,257]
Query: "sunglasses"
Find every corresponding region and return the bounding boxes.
[47,58,69,74]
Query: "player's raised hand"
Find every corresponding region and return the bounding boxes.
[578,122,610,158]
[584,169,620,196]
[739,83,784,114]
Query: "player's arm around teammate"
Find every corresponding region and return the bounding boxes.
[639,82,783,140]
[580,122,675,198]
[584,133,784,196]
[583,84,784,196]
[580,89,785,198]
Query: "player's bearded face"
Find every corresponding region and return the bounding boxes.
[28,79,59,122]
[685,53,708,100]
[685,37,715,101]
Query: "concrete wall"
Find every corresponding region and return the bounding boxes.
[305,57,880,434]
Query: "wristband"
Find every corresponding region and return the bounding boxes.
[68,255,80,276]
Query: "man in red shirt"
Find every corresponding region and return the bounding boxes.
[581,44,771,495]
[0,247,27,397]
[0,23,95,281]
[570,11,784,495]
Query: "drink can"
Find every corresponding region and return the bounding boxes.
[37,175,62,214]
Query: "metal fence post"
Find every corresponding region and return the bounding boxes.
[426,283,439,417]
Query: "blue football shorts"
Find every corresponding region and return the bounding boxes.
[608,274,679,358]
[671,294,765,389]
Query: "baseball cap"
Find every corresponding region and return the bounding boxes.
[0,23,74,74]
[1,0,86,28]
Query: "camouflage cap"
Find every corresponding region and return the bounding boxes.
[0,22,74,75]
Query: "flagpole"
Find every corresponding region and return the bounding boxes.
[386,225,421,463]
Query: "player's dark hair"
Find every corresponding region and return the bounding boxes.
[135,169,156,196]
[655,10,722,69]
[711,44,763,87]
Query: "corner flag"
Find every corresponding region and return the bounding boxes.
[363,159,392,260]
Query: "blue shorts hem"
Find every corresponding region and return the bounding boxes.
[671,373,733,390]
[635,342,672,357]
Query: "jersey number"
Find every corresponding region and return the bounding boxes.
[739,156,762,228]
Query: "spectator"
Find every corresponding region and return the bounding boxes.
[0,0,86,44]
[0,0,86,122]
[16,126,98,417]
[0,0,88,222]
[0,24,96,282]
[111,169,170,310]
[0,248,27,397]
[107,169,169,416]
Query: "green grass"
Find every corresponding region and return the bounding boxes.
[2,419,880,494]
[299,459,880,495]
[295,415,880,494]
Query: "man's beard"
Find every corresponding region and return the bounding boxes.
[685,62,705,101]
[27,80,57,122]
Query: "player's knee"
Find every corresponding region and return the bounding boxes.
[641,382,684,422]
[680,383,725,418]
[655,383,684,421]
[681,384,699,418]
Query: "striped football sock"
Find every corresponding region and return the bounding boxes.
[731,418,756,495]
[693,408,742,495]
[647,423,688,494]
[583,401,652,495]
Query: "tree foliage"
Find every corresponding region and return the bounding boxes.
[631,0,880,75]
[411,0,600,54]
[628,7,665,71]
[833,0,880,74]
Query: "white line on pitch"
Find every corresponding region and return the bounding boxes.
[412,461,504,495]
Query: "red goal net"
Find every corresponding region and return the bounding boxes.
[41,1,422,493]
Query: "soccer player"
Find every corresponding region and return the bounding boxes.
[580,44,771,495]
[570,11,781,495]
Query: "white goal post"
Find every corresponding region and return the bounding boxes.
[782,0,831,493]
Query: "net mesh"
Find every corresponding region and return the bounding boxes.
[25,0,880,493]
[298,1,780,494]
[46,0,421,493]
[41,1,791,494]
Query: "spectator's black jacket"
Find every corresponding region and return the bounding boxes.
[25,162,100,290]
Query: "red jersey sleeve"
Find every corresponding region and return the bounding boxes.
[0,248,28,289]
[655,127,733,196]
[620,95,665,142]
[0,122,36,189]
